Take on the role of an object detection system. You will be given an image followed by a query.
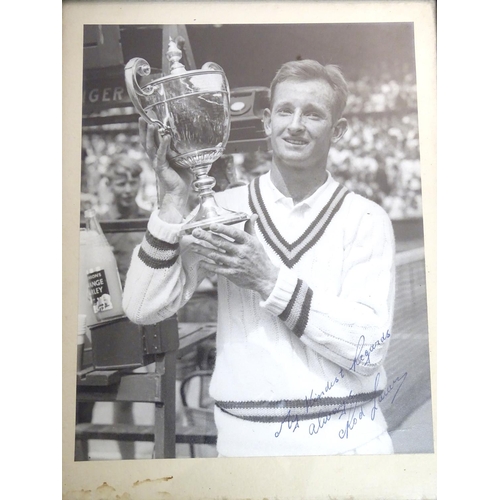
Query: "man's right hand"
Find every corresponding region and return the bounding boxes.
[139,118,192,223]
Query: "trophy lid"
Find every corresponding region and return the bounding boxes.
[167,38,187,76]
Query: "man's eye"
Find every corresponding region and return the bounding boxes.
[305,112,321,119]
[277,108,292,115]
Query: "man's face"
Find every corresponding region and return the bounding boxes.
[263,79,342,172]
[109,171,141,210]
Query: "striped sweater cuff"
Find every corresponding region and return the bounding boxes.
[260,267,313,337]
[138,210,183,270]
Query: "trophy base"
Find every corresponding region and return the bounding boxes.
[180,202,250,236]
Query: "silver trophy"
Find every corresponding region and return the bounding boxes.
[124,38,249,235]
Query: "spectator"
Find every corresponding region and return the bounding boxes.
[100,154,151,284]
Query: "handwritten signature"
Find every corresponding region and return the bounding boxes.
[308,390,358,437]
[274,369,408,439]
[274,410,300,438]
[370,371,408,421]
[337,402,367,439]
[350,330,391,372]
[304,367,345,414]
[274,330,408,439]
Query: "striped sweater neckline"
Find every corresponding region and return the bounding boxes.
[248,176,350,268]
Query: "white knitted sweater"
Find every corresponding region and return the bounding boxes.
[123,173,396,456]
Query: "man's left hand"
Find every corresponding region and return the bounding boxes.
[191,215,279,300]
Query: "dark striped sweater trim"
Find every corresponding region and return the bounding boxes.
[216,406,350,424]
[248,177,350,268]
[296,286,313,336]
[138,247,179,269]
[215,390,382,423]
[138,229,180,269]
[144,230,179,251]
[278,279,313,337]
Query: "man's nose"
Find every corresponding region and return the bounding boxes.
[287,110,305,133]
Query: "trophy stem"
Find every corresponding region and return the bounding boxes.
[179,163,250,235]
[192,164,218,206]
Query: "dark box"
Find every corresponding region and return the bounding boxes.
[89,315,179,370]
[90,316,144,370]
[226,86,270,154]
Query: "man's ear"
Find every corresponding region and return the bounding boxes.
[263,108,272,136]
[331,118,348,144]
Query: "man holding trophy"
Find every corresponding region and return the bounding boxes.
[123,51,396,457]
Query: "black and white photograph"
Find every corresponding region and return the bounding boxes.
[75,21,433,460]
[63,2,437,498]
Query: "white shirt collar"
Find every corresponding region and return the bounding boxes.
[260,171,339,212]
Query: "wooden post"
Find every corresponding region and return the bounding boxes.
[153,351,177,458]
[142,317,180,459]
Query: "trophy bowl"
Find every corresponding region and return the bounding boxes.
[124,39,249,235]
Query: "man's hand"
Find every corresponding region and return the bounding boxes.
[190,215,279,300]
[139,118,192,222]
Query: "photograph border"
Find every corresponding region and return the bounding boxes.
[62,2,437,499]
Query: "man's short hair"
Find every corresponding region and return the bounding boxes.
[269,59,349,122]
[105,154,143,181]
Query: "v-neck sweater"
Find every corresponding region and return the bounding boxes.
[123,172,396,456]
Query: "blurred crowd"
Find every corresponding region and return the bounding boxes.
[345,67,418,114]
[81,70,422,221]
[328,112,421,220]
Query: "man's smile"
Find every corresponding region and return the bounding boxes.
[283,137,309,146]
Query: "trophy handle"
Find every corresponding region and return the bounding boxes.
[201,62,223,72]
[201,62,229,90]
[124,58,170,135]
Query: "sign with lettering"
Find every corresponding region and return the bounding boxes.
[87,268,114,313]
[83,74,132,113]
[83,85,127,105]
